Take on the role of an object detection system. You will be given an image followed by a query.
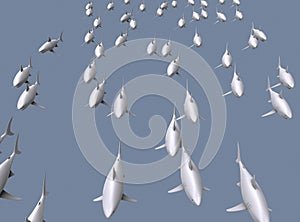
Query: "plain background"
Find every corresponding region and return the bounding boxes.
[0,0,299,221]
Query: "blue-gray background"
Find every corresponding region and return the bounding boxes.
[0,0,298,221]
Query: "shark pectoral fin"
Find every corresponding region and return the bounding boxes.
[199,115,205,121]
[214,63,222,69]
[101,100,110,107]
[0,190,21,200]
[226,202,247,212]
[154,144,166,150]
[32,101,46,110]
[270,83,281,89]
[261,110,276,118]
[168,184,184,194]
[176,115,186,121]
[9,170,15,178]
[279,90,283,99]
[236,182,240,187]
[127,110,136,117]
[203,187,210,191]
[122,194,137,203]
[106,112,114,117]
[223,90,232,96]
[241,45,249,51]
[93,195,103,202]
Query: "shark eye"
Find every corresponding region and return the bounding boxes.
[38,202,41,205]
[7,157,10,160]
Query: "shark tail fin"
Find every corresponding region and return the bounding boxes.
[236,142,241,163]
[5,117,14,136]
[118,141,121,159]
[14,134,21,155]
[59,32,63,42]
[266,76,271,92]
[36,72,40,85]
[43,174,49,196]
[29,57,33,68]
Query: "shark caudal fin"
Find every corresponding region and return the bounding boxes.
[236,142,241,163]
[14,134,21,155]
[117,141,121,159]
[59,32,63,42]
[35,72,40,85]
[29,57,33,68]
[43,174,49,196]
[266,76,271,92]
[5,117,14,136]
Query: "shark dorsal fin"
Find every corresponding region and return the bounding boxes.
[279,90,283,99]
[48,37,51,42]
[189,94,194,103]
[251,176,259,190]
[188,160,193,171]
[112,168,116,180]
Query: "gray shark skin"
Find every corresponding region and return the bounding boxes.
[252,23,267,42]
[88,79,109,109]
[0,135,21,201]
[38,32,63,53]
[223,65,244,98]
[215,43,232,69]
[115,32,128,47]
[26,175,48,222]
[167,56,180,77]
[262,77,292,119]
[13,57,32,88]
[161,39,172,57]
[274,57,295,89]
[83,60,96,84]
[17,74,45,110]
[94,42,105,59]
[155,107,182,157]
[168,146,209,206]
[93,143,137,218]
[227,143,271,222]
[107,85,134,119]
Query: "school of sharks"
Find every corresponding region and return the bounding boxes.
[0,0,297,222]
